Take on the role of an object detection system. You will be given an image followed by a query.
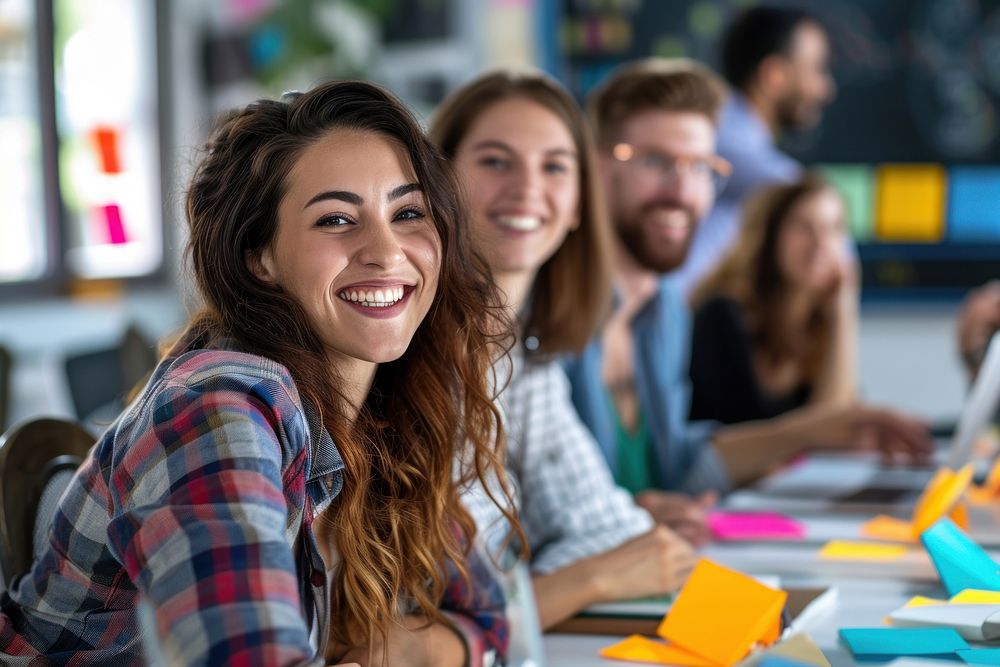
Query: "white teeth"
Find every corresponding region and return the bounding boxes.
[496,215,542,231]
[337,286,408,307]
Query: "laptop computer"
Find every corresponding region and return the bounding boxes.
[729,332,1000,513]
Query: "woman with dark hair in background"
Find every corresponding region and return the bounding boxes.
[0,80,518,667]
[432,70,699,630]
[689,173,857,425]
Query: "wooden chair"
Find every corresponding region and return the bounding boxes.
[0,417,94,587]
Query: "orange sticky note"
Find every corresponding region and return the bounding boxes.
[657,559,786,666]
[969,458,1000,504]
[599,635,712,665]
[861,515,914,543]
[860,466,973,542]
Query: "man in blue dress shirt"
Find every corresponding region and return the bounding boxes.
[672,6,837,296]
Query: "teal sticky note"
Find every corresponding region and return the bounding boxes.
[921,518,1000,596]
[960,649,1000,665]
[758,657,815,667]
[839,627,968,660]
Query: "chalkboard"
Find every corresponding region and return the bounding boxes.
[556,0,1000,298]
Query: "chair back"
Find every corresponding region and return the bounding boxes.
[0,345,11,432]
[0,417,94,586]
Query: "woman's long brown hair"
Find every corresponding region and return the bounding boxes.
[430,70,614,356]
[182,80,519,652]
[691,173,840,380]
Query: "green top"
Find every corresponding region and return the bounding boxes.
[607,390,656,494]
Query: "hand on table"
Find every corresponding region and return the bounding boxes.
[634,490,716,547]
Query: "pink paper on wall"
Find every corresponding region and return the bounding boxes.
[101,204,128,244]
[709,511,805,541]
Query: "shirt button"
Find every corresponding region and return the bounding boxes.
[311,569,325,587]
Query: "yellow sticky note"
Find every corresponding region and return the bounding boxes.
[657,559,786,666]
[876,164,946,242]
[903,595,947,608]
[599,635,713,665]
[950,589,1000,604]
[819,540,908,561]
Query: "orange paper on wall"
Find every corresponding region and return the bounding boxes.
[91,126,123,174]
[657,559,786,666]
[860,466,973,542]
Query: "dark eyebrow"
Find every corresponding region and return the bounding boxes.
[544,148,578,159]
[304,183,422,209]
[473,140,576,160]
[304,190,363,209]
[471,140,513,152]
[388,183,422,201]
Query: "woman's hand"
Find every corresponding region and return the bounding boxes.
[634,491,716,547]
[585,526,698,602]
[798,403,933,465]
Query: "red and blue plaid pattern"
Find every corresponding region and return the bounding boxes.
[0,335,507,666]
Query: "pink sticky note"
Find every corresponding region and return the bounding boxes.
[709,511,805,541]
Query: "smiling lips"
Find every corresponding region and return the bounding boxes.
[337,285,408,308]
[495,215,542,232]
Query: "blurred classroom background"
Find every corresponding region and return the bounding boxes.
[1,0,997,429]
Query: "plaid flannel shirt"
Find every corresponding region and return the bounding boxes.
[465,350,653,574]
[0,333,506,666]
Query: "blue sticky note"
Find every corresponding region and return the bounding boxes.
[960,649,1000,665]
[758,656,815,667]
[921,518,1000,596]
[839,627,968,660]
[947,167,1000,242]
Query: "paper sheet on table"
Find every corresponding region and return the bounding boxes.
[818,540,908,561]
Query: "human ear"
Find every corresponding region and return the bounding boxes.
[247,248,277,283]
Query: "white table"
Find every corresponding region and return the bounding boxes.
[539,452,1000,667]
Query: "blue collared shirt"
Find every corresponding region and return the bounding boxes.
[564,278,730,495]
[672,91,802,296]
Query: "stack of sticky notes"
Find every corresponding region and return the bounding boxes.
[600,559,826,666]
[861,465,973,543]
[708,512,805,542]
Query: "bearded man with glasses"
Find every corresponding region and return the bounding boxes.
[562,59,930,533]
